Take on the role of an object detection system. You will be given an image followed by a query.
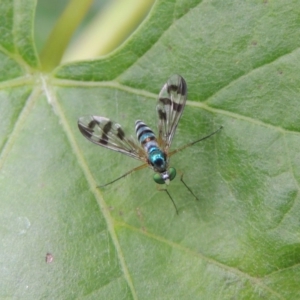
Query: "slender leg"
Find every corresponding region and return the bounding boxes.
[156,186,179,214]
[180,174,198,201]
[98,163,148,187]
[169,126,223,157]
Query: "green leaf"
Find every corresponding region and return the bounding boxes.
[1,0,300,299]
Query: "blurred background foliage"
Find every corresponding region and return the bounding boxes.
[35,0,154,66]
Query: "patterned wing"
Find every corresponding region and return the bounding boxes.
[156,74,187,151]
[78,116,147,162]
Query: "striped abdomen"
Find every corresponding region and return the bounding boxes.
[135,120,167,173]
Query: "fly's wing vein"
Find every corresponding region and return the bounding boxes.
[156,74,187,151]
[78,116,147,162]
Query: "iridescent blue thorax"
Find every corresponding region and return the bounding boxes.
[148,148,167,172]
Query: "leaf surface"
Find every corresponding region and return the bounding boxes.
[1,0,300,299]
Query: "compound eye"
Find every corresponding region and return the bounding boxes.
[153,173,164,184]
[169,168,176,181]
[153,168,176,184]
